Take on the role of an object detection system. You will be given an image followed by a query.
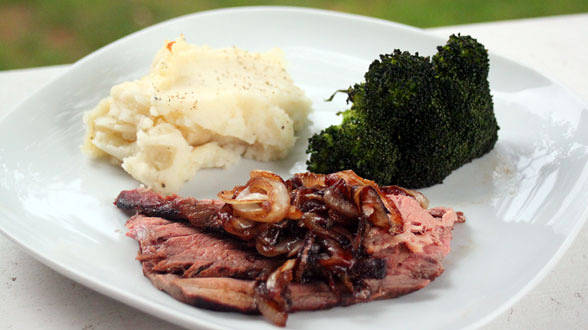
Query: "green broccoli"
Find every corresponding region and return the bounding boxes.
[306,34,499,188]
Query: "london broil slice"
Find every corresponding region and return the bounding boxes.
[116,170,465,326]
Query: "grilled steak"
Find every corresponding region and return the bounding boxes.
[117,188,224,230]
[118,170,464,325]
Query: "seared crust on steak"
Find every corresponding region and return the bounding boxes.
[147,274,258,313]
[117,188,224,230]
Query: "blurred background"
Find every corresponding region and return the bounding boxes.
[1,0,586,70]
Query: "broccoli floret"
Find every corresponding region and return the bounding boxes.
[306,123,356,174]
[433,35,498,162]
[306,34,499,188]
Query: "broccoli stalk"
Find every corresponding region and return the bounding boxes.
[306,34,499,188]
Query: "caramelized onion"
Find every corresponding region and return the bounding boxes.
[329,170,377,187]
[218,188,265,205]
[294,172,326,187]
[292,187,325,214]
[266,259,296,291]
[287,205,303,220]
[319,238,353,268]
[354,186,403,233]
[323,179,359,218]
[294,235,314,282]
[222,216,258,240]
[218,171,290,223]
[302,212,350,246]
[407,189,429,209]
[256,236,304,257]
[256,259,296,327]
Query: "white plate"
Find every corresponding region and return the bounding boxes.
[1,6,587,330]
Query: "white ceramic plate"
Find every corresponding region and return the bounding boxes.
[1,6,587,330]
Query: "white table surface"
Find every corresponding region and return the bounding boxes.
[1,13,587,330]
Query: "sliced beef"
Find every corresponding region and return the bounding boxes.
[119,170,463,326]
[117,188,224,230]
[127,215,280,280]
[127,210,458,315]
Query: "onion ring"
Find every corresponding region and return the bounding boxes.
[218,170,290,223]
[323,179,359,218]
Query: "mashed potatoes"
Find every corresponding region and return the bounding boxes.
[83,36,311,193]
